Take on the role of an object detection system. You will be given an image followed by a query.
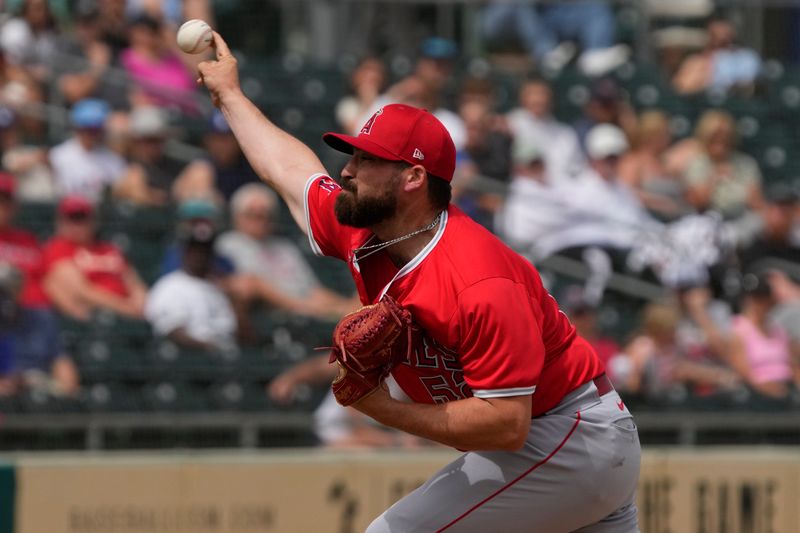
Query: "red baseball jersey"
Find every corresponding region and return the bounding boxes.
[0,228,49,308]
[43,237,131,297]
[305,174,604,416]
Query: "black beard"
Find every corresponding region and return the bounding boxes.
[334,186,397,228]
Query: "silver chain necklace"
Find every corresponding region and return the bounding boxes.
[353,212,442,262]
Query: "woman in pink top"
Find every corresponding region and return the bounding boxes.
[730,274,798,398]
[119,15,197,113]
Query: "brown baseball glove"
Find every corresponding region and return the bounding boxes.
[328,295,414,406]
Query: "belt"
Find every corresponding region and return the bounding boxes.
[593,373,614,396]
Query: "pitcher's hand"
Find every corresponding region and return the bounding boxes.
[197,32,241,108]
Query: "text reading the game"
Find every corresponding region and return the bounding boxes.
[638,475,780,533]
[68,504,274,532]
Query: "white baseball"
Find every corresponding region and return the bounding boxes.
[176,19,213,54]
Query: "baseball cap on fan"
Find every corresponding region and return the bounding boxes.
[322,104,457,182]
[58,195,94,217]
[586,124,629,160]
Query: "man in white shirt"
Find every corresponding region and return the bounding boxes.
[49,98,126,202]
[503,123,654,259]
[506,78,585,183]
[145,222,237,352]
[215,184,358,316]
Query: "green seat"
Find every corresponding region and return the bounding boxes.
[209,380,271,412]
[74,339,146,381]
[240,346,292,381]
[19,388,86,414]
[86,382,144,413]
[142,381,209,412]
[148,341,242,380]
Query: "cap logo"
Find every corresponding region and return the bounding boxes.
[412,148,425,160]
[360,108,383,135]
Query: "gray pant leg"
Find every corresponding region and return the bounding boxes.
[366,386,641,533]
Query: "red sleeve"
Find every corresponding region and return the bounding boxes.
[41,239,74,273]
[101,242,131,269]
[303,173,357,261]
[455,277,542,398]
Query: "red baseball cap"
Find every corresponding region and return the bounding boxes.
[58,195,94,217]
[323,104,456,182]
[0,173,15,196]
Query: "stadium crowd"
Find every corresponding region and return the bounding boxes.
[0,0,798,447]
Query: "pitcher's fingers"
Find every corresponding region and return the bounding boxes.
[211,31,232,60]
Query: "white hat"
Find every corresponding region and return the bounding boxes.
[586,124,628,160]
[511,138,544,166]
[129,106,170,138]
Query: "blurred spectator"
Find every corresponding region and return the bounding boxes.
[730,273,798,398]
[682,110,764,219]
[501,124,651,260]
[145,222,238,352]
[556,124,648,253]
[619,110,690,220]
[335,57,387,135]
[362,39,466,151]
[95,0,130,55]
[481,0,629,76]
[119,14,196,113]
[499,142,565,253]
[675,285,735,384]
[673,18,762,96]
[0,174,78,395]
[113,106,192,206]
[0,262,22,395]
[0,47,45,139]
[49,98,126,203]
[411,37,457,101]
[126,0,182,27]
[739,185,800,343]
[159,197,234,278]
[453,99,512,229]
[216,184,359,318]
[0,0,59,81]
[42,195,147,321]
[0,105,54,202]
[621,301,739,398]
[125,0,215,29]
[177,110,259,202]
[159,197,326,338]
[458,100,512,183]
[269,353,431,449]
[506,77,585,182]
[573,78,637,152]
[739,184,800,275]
[560,286,620,368]
[53,5,121,108]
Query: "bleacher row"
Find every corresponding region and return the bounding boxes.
[2,198,345,420]
[233,54,800,188]
[4,56,800,448]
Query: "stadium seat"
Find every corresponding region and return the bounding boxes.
[86,383,144,413]
[208,380,271,412]
[142,381,210,412]
[148,341,242,380]
[73,339,146,381]
[18,387,85,414]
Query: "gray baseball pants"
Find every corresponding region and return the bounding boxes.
[366,379,641,532]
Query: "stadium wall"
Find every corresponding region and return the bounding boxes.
[1,448,799,533]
